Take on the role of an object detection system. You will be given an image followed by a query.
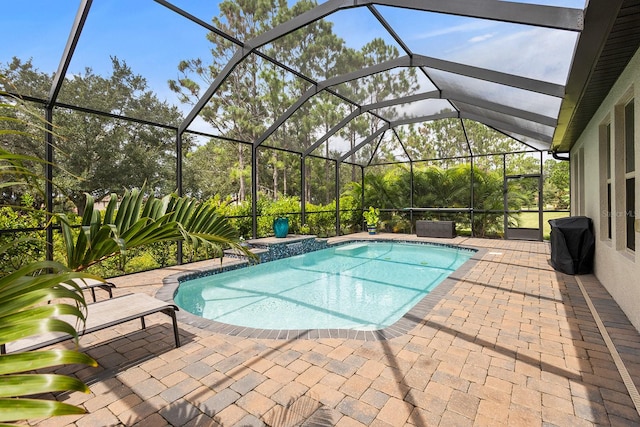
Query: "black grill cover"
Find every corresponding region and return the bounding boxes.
[548,216,595,275]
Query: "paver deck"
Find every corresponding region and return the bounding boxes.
[28,234,640,426]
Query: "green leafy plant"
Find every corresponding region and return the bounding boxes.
[259,196,299,235]
[363,206,380,227]
[0,261,98,423]
[57,187,255,272]
[306,200,337,237]
[2,76,254,424]
[0,204,46,274]
[1,83,97,423]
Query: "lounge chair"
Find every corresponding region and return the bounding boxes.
[1,293,181,354]
[67,278,116,302]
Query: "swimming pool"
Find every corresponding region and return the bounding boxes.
[174,241,475,331]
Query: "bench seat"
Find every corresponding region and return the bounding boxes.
[416,220,456,238]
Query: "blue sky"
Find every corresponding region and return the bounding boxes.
[3,0,586,133]
[4,1,217,103]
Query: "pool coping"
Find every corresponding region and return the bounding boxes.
[156,237,487,341]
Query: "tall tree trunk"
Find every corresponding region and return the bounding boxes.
[325,144,330,204]
[350,131,356,182]
[272,152,278,199]
[255,151,259,198]
[305,162,311,202]
[283,163,287,196]
[73,193,88,217]
[238,144,245,202]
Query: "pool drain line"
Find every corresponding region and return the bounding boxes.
[575,276,640,417]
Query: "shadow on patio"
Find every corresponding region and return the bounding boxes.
[30,236,640,426]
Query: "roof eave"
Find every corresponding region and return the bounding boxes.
[552,0,640,153]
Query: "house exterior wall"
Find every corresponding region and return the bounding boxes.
[570,46,640,331]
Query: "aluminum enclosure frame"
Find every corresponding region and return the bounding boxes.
[13,0,628,259]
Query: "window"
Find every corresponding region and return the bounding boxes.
[625,99,635,251]
[607,123,612,239]
[576,147,585,215]
[600,122,612,240]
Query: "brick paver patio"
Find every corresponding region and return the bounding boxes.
[29,234,640,426]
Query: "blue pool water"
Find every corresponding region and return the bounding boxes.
[174,241,473,331]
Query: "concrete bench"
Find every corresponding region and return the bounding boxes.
[416,220,456,238]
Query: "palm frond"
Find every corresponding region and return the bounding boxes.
[59,186,255,271]
[0,374,90,398]
[1,77,95,423]
[0,350,97,376]
[0,398,87,423]
[0,262,97,422]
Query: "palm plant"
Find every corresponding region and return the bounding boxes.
[472,167,512,237]
[1,78,251,423]
[0,147,98,423]
[1,81,100,423]
[58,187,253,272]
[0,260,99,423]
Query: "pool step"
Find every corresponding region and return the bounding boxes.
[334,243,368,256]
[224,246,268,262]
[230,235,328,263]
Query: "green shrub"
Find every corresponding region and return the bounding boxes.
[306,201,337,237]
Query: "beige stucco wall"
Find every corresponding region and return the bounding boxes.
[570,46,640,331]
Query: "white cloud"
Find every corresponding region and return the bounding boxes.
[413,20,495,40]
[468,33,495,43]
[446,27,579,85]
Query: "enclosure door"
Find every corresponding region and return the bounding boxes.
[504,174,543,241]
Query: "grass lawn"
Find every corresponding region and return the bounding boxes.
[517,211,570,239]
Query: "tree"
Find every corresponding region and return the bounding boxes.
[260,36,296,199]
[462,119,523,157]
[406,118,527,166]
[0,199,46,274]
[0,61,49,208]
[471,165,509,237]
[418,118,469,160]
[183,139,250,201]
[2,57,187,215]
[363,165,409,209]
[336,47,368,180]
[268,1,349,204]
[543,158,570,209]
[413,164,469,209]
[300,24,345,204]
[356,161,528,237]
[1,77,251,423]
[397,124,436,162]
[356,39,417,165]
[169,0,285,202]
